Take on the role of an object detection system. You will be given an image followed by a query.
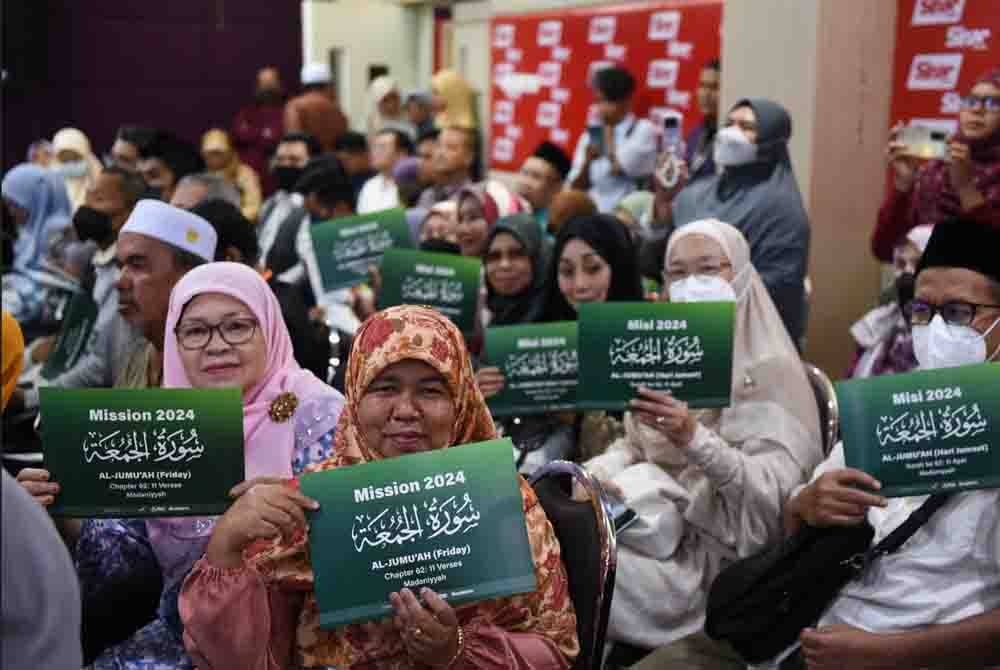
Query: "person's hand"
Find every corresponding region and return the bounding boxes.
[800,625,897,670]
[474,367,505,399]
[886,122,918,192]
[585,142,601,163]
[629,386,697,448]
[793,469,887,528]
[16,468,59,507]
[31,336,56,364]
[947,140,976,192]
[367,264,383,296]
[206,481,318,568]
[391,587,462,668]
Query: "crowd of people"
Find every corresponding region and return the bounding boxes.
[1,52,999,670]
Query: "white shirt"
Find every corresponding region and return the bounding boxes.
[356,174,400,215]
[566,114,659,213]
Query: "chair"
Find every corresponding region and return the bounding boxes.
[530,461,617,670]
[802,362,839,455]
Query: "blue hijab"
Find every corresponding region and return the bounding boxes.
[2,164,72,271]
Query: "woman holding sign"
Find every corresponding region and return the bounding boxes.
[180,305,579,669]
[590,219,822,668]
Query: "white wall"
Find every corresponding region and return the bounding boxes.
[302,0,433,130]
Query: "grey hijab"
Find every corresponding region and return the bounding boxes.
[672,98,810,344]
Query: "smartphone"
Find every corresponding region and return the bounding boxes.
[605,488,639,534]
[899,124,948,160]
[661,116,682,154]
[587,126,606,156]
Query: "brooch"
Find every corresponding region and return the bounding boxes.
[269,392,299,423]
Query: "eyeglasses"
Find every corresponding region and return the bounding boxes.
[662,260,732,285]
[909,300,1000,327]
[175,318,259,351]
[960,95,1000,112]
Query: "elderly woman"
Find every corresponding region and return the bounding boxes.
[17,263,345,667]
[201,129,264,223]
[179,305,579,669]
[591,219,822,670]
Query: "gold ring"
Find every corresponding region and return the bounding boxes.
[656,416,666,425]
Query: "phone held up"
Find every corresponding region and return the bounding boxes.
[656,117,684,190]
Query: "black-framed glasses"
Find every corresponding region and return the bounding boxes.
[175,318,259,351]
[909,299,1000,327]
[960,95,1000,112]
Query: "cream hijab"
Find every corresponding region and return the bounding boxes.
[432,69,476,129]
[51,128,102,212]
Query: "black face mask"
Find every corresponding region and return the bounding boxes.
[896,272,916,321]
[255,88,283,105]
[73,206,115,244]
[273,165,304,193]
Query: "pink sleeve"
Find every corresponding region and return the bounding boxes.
[179,558,301,670]
[459,621,572,670]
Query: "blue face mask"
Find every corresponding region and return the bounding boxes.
[53,160,89,179]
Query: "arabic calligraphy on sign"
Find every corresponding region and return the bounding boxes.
[506,350,578,378]
[609,336,704,367]
[876,403,989,448]
[401,277,464,305]
[333,231,393,263]
[351,493,482,553]
[82,427,207,464]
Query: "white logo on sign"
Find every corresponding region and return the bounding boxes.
[605,44,626,61]
[940,92,963,114]
[589,16,616,44]
[911,0,965,26]
[505,48,523,63]
[493,137,515,164]
[493,100,514,125]
[494,24,515,48]
[537,102,560,128]
[945,26,990,50]
[538,62,562,88]
[494,62,515,80]
[551,128,569,145]
[552,88,570,104]
[649,11,681,40]
[552,46,572,62]
[667,90,692,109]
[538,20,562,47]
[647,59,680,89]
[669,41,694,59]
[505,125,523,140]
[588,60,614,85]
[906,53,964,90]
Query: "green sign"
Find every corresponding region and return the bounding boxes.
[40,292,99,380]
[837,363,1000,498]
[310,208,413,291]
[377,248,482,333]
[300,438,536,629]
[577,301,735,411]
[39,388,246,517]
[484,321,578,416]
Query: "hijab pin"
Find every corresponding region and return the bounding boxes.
[743,374,756,390]
[269,392,299,423]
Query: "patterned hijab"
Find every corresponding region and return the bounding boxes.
[333,305,495,464]
[914,68,1000,227]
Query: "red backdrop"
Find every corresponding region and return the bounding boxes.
[889,0,998,135]
[488,0,722,172]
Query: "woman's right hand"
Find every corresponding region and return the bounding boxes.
[793,469,887,528]
[474,367,505,399]
[16,468,59,507]
[206,480,318,568]
[886,122,918,192]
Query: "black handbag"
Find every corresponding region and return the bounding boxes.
[704,493,952,664]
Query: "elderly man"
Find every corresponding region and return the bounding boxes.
[769,217,999,670]
[416,126,475,210]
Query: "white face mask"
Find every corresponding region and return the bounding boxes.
[912,314,1000,370]
[669,274,737,303]
[713,125,757,167]
[53,160,89,179]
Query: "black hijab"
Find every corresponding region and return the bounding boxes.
[484,214,549,326]
[539,214,644,322]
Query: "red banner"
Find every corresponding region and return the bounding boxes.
[488,0,722,172]
[890,0,998,134]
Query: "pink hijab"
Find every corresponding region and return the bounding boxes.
[162,261,337,479]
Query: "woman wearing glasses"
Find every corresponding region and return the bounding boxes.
[25,262,346,669]
[873,68,1000,262]
[591,219,823,669]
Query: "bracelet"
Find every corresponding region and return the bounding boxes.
[444,625,465,669]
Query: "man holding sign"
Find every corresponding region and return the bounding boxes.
[778,218,1000,670]
[180,306,578,669]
